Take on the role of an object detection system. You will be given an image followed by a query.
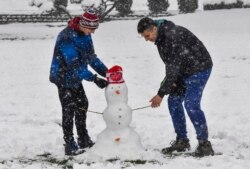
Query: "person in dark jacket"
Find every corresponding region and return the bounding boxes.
[49,9,109,155]
[137,17,214,157]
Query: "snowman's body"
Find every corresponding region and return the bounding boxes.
[103,103,132,130]
[89,72,144,159]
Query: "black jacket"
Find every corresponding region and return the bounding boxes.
[155,20,213,97]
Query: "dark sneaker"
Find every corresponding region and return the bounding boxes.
[162,138,190,154]
[78,137,95,149]
[194,140,214,157]
[64,139,84,156]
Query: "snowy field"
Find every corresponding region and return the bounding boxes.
[1,5,250,169]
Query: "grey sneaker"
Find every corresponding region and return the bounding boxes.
[194,140,214,157]
[162,138,191,154]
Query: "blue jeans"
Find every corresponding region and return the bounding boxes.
[167,69,212,140]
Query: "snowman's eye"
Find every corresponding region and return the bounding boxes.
[111,87,113,89]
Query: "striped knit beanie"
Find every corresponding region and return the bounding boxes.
[79,9,99,29]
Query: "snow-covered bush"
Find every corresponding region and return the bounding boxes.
[178,0,198,13]
[81,0,101,11]
[242,0,250,6]
[115,0,133,16]
[28,0,69,14]
[81,0,106,15]
[29,0,48,7]
[54,0,68,8]
[203,0,250,10]
[29,0,54,14]
[148,0,169,13]
[70,0,82,3]
[81,0,133,16]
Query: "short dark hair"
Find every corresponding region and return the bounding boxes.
[137,17,157,33]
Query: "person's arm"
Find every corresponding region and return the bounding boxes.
[85,36,108,77]
[157,42,182,98]
[150,54,181,107]
[89,55,108,77]
[157,63,180,97]
[59,40,95,82]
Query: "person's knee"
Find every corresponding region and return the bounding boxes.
[168,95,183,106]
[82,98,89,109]
[168,96,183,114]
[78,100,89,112]
[184,99,200,113]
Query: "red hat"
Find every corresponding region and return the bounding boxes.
[106,65,125,84]
[79,9,99,29]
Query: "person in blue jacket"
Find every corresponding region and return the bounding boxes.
[137,17,214,157]
[49,9,108,155]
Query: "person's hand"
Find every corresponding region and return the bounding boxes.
[149,95,163,108]
[93,75,109,89]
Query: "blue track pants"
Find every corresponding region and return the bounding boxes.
[167,69,212,140]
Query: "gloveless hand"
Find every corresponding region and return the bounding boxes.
[149,95,163,108]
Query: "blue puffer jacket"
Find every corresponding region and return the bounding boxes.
[49,19,107,88]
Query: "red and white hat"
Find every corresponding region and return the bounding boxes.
[79,9,99,29]
[106,65,125,84]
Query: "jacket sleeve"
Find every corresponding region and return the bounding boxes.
[84,36,108,77]
[89,55,108,77]
[157,62,181,97]
[58,40,95,82]
[157,40,182,97]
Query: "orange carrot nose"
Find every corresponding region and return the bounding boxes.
[115,137,120,142]
[115,90,120,95]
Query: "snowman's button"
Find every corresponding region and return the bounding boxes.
[118,115,122,118]
[119,108,122,111]
[118,122,121,125]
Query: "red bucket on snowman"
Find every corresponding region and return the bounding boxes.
[106,65,125,84]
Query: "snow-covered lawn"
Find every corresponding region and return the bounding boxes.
[0,8,250,169]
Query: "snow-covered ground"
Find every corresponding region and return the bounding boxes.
[0,3,250,169]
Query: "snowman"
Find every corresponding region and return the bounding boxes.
[88,65,145,160]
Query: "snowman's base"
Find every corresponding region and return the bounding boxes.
[86,149,147,162]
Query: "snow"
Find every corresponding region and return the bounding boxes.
[1,0,250,168]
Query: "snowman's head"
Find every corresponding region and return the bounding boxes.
[105,65,128,104]
[105,83,128,104]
